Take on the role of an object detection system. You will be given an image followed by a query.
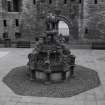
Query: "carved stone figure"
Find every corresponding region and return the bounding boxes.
[46,13,59,31]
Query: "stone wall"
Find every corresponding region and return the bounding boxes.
[0,0,105,43]
[0,0,22,41]
[34,0,79,40]
[83,0,105,42]
[0,0,79,42]
[19,0,37,41]
[0,0,37,41]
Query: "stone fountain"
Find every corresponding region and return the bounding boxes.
[27,13,76,84]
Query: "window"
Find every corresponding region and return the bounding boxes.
[3,32,8,39]
[6,0,22,12]
[3,20,7,27]
[49,0,52,4]
[79,0,81,3]
[13,0,21,12]
[15,19,19,26]
[85,28,88,34]
[35,37,39,41]
[64,0,67,4]
[33,0,36,5]
[40,0,45,3]
[94,0,97,4]
[7,1,12,12]
[15,32,21,38]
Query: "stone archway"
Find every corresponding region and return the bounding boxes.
[57,15,74,40]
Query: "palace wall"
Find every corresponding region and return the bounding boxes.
[83,0,105,42]
[0,0,79,42]
[0,0,105,43]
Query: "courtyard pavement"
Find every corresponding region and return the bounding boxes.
[0,48,105,105]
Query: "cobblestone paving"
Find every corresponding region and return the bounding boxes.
[0,48,105,105]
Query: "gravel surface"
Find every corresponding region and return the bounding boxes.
[3,65,101,98]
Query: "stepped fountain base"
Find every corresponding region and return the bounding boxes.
[27,62,75,83]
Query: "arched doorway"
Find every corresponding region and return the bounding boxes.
[58,21,70,43]
[58,21,69,37]
[57,15,73,42]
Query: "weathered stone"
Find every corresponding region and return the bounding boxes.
[0,0,79,42]
[0,0,105,43]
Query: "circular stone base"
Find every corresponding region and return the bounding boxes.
[3,65,101,98]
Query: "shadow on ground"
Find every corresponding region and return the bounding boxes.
[3,65,101,98]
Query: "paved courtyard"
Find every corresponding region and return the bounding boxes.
[0,48,105,105]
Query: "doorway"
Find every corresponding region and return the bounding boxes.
[58,21,70,43]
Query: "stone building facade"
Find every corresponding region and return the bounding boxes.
[83,0,105,42]
[0,0,105,43]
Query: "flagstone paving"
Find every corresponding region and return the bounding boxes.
[0,48,105,105]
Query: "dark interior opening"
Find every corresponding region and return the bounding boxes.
[7,1,12,12]
[33,0,36,5]
[49,0,52,4]
[15,19,19,26]
[13,0,21,12]
[3,32,8,39]
[94,0,97,4]
[79,0,81,3]
[64,0,67,4]
[15,32,21,39]
[3,20,7,27]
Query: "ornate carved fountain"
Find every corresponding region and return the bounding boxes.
[27,13,75,84]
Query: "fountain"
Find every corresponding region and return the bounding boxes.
[27,13,76,84]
